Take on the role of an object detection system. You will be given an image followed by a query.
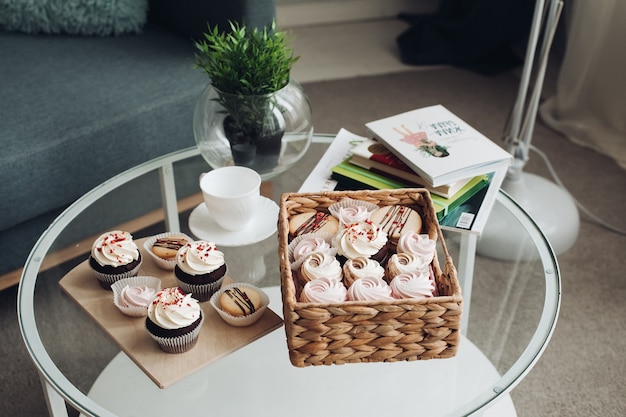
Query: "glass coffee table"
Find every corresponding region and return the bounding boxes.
[18,135,560,417]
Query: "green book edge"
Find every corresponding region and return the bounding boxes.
[331,159,488,220]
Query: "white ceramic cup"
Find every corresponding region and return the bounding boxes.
[199,166,261,232]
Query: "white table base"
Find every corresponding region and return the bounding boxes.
[81,287,516,417]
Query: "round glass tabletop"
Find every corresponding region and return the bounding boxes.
[18,136,560,417]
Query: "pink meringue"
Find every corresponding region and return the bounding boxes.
[397,232,436,264]
[390,272,435,299]
[347,276,393,301]
[300,277,348,303]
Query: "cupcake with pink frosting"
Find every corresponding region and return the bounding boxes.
[288,232,336,270]
[300,277,348,303]
[397,232,436,264]
[297,252,343,288]
[390,272,435,299]
[385,252,431,282]
[328,198,378,226]
[111,276,162,317]
[342,257,385,288]
[347,276,394,301]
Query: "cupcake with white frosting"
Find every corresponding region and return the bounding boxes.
[333,221,389,265]
[145,287,203,353]
[88,230,142,289]
[174,240,227,301]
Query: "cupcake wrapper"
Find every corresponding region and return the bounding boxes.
[328,198,379,224]
[111,276,162,317]
[147,314,205,354]
[342,257,385,289]
[175,274,225,302]
[91,259,143,290]
[288,232,337,270]
[210,283,270,327]
[143,232,193,271]
[385,253,430,283]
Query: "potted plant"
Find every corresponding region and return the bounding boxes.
[193,20,312,175]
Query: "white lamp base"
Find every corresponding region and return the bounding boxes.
[477,172,579,260]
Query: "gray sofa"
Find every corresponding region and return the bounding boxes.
[0,1,275,279]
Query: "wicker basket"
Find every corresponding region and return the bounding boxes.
[278,188,462,367]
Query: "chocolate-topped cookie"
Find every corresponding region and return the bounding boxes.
[151,235,189,259]
[288,211,339,240]
[219,286,262,317]
[369,205,422,248]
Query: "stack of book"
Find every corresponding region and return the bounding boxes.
[331,138,492,221]
[300,105,513,235]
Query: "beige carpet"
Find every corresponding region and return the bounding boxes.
[303,67,626,417]
[2,67,625,416]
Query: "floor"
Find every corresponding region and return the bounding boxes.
[286,18,432,83]
[285,15,560,117]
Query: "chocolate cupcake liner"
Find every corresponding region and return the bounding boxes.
[210,283,270,327]
[111,276,162,317]
[175,274,225,302]
[91,258,143,290]
[143,232,193,271]
[147,313,205,354]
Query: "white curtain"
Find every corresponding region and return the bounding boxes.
[540,0,626,170]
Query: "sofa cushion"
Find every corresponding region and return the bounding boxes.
[0,24,212,275]
[1,24,208,232]
[0,0,148,36]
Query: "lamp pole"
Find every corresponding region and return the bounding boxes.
[477,0,580,259]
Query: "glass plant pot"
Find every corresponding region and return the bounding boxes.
[193,79,314,180]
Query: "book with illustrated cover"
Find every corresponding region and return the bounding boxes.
[365,104,512,187]
[348,137,473,198]
[331,158,489,221]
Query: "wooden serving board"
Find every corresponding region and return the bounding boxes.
[59,238,283,389]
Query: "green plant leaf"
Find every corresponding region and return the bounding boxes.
[193,19,299,137]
